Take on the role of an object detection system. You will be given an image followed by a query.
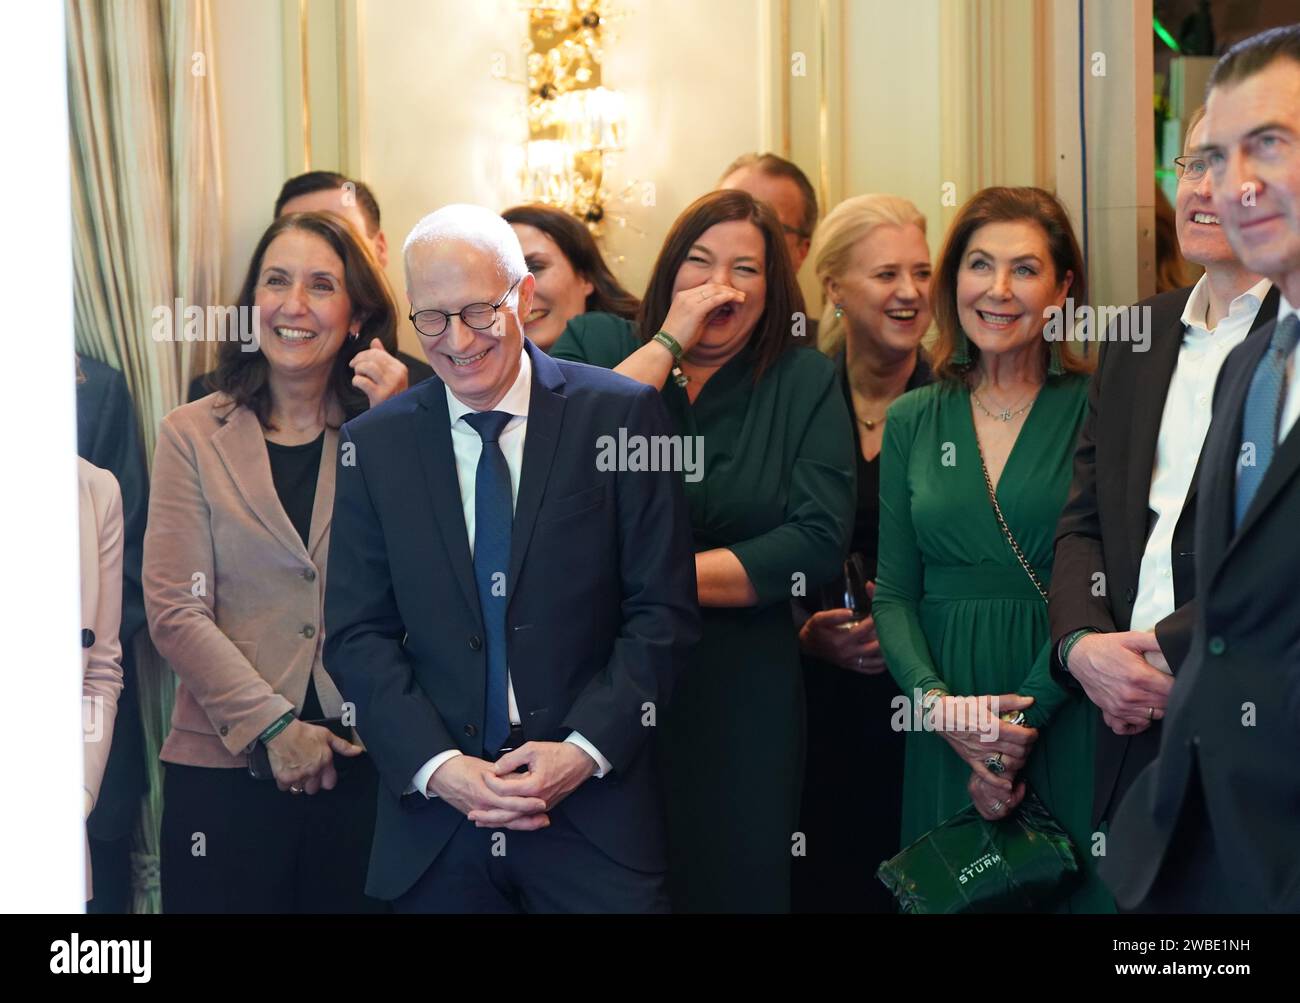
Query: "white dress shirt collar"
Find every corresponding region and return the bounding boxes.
[1276,293,1299,329]
[444,345,532,423]
[1179,274,1272,339]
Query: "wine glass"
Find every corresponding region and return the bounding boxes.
[842,552,871,623]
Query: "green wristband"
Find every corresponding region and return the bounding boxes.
[652,329,684,361]
[1059,628,1095,671]
[258,711,294,745]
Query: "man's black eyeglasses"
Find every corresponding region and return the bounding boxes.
[1174,156,1209,182]
[409,275,523,338]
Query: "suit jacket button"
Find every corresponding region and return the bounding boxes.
[1208,636,1226,656]
[469,635,482,651]
[302,624,316,639]
[81,628,95,649]
[219,725,229,736]
[464,723,477,737]
[302,567,317,582]
[1125,587,1136,604]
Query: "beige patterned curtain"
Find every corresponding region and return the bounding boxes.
[66,0,222,914]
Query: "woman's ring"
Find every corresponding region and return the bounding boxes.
[290,785,303,794]
[991,800,1004,814]
[1148,706,1155,721]
[985,753,1006,775]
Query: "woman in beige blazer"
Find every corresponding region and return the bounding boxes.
[79,448,125,903]
[145,212,407,913]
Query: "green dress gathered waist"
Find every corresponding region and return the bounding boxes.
[874,375,1114,914]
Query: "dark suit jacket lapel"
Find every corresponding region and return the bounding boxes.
[211,403,309,562]
[1202,322,1274,581]
[1231,316,1300,546]
[1178,286,1279,522]
[1124,295,1189,571]
[508,340,567,607]
[414,379,480,619]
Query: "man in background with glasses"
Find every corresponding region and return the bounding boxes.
[1049,103,1276,861]
[323,203,700,912]
[719,153,819,343]
[718,152,818,275]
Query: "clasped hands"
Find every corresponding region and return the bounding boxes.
[428,741,597,830]
[1066,630,1172,736]
[926,692,1040,822]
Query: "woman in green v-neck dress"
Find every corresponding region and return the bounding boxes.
[552,191,855,913]
[874,187,1113,912]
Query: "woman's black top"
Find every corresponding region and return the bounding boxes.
[793,348,933,913]
[815,350,933,604]
[266,432,326,721]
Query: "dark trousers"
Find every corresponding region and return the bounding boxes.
[793,659,904,913]
[86,833,134,913]
[1133,771,1248,914]
[393,807,669,914]
[160,758,387,914]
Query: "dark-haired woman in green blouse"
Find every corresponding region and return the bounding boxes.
[552,189,855,913]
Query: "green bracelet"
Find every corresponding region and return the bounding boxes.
[1059,628,1094,671]
[259,711,295,745]
[652,329,685,361]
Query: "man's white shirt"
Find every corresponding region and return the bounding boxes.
[407,348,611,797]
[1131,276,1272,637]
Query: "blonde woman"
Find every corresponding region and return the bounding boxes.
[794,194,933,911]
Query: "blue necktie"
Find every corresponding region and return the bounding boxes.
[463,410,514,755]
[1236,314,1300,528]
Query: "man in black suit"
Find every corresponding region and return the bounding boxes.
[188,171,432,406]
[1049,106,1276,836]
[323,204,700,912]
[1102,25,1300,913]
[75,355,149,913]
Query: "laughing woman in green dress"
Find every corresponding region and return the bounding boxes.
[552,189,855,912]
[874,187,1113,912]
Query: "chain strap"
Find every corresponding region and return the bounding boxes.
[974,438,1049,604]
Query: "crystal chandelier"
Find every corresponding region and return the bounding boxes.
[521,0,627,234]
